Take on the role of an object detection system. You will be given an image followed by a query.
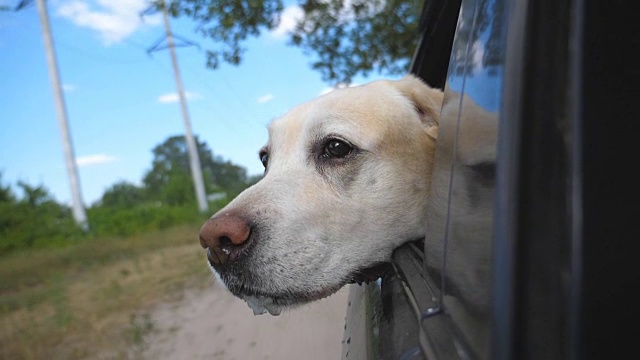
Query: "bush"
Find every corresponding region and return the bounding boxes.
[87,203,206,238]
[0,198,85,256]
[0,133,259,256]
[0,176,231,256]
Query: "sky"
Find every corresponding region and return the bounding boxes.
[0,0,393,206]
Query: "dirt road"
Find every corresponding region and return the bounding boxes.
[142,282,349,360]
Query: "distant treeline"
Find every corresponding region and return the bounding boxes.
[0,135,261,256]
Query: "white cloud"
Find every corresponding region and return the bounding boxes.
[257,93,274,104]
[319,83,360,96]
[319,87,334,96]
[271,5,304,38]
[271,0,386,38]
[157,91,203,104]
[56,0,161,45]
[472,40,485,73]
[76,154,117,167]
[62,83,77,92]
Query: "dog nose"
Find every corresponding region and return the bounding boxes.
[199,213,251,264]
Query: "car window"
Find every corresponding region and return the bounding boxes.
[424,0,505,356]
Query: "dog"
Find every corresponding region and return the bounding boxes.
[199,75,444,315]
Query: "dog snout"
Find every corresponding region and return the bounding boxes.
[199,213,251,264]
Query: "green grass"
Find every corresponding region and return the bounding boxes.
[0,223,214,359]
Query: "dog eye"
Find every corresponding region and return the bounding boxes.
[323,139,352,158]
[259,152,269,168]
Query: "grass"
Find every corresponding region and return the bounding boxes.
[0,223,213,359]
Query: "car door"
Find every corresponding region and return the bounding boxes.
[341,0,638,358]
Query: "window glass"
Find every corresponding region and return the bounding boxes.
[424,0,505,355]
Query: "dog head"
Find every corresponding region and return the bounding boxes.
[199,75,443,315]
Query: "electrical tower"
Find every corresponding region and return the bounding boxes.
[145,3,209,213]
[15,0,89,230]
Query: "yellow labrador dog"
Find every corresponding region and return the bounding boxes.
[199,75,443,315]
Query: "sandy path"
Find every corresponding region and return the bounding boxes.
[142,283,349,360]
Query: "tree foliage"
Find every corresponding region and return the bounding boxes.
[142,135,210,201]
[0,175,14,203]
[0,135,258,255]
[17,181,54,207]
[158,0,424,84]
[142,135,254,204]
[160,0,283,68]
[100,181,147,208]
[0,175,83,255]
[292,0,423,83]
[100,135,254,210]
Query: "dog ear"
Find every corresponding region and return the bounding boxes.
[391,75,443,139]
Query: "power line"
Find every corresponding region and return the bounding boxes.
[143,2,208,213]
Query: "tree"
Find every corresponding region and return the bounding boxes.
[291,0,422,83]
[0,173,14,204]
[143,135,253,205]
[0,179,82,254]
[208,158,250,198]
[99,181,147,208]
[143,135,213,201]
[17,181,53,207]
[157,0,424,84]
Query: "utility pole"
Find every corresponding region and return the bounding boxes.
[153,5,209,213]
[31,0,88,230]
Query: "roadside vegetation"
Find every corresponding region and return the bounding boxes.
[0,135,260,256]
[0,135,259,358]
[0,224,212,359]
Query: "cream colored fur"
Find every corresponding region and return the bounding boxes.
[207,75,444,312]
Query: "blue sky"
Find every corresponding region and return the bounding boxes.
[0,0,393,206]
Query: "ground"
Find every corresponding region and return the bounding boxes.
[142,282,349,359]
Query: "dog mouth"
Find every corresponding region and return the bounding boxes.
[204,225,394,316]
[239,287,340,316]
[243,295,282,316]
[346,262,392,285]
[225,281,346,316]
[220,262,392,316]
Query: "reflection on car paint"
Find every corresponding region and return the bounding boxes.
[423,0,504,357]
